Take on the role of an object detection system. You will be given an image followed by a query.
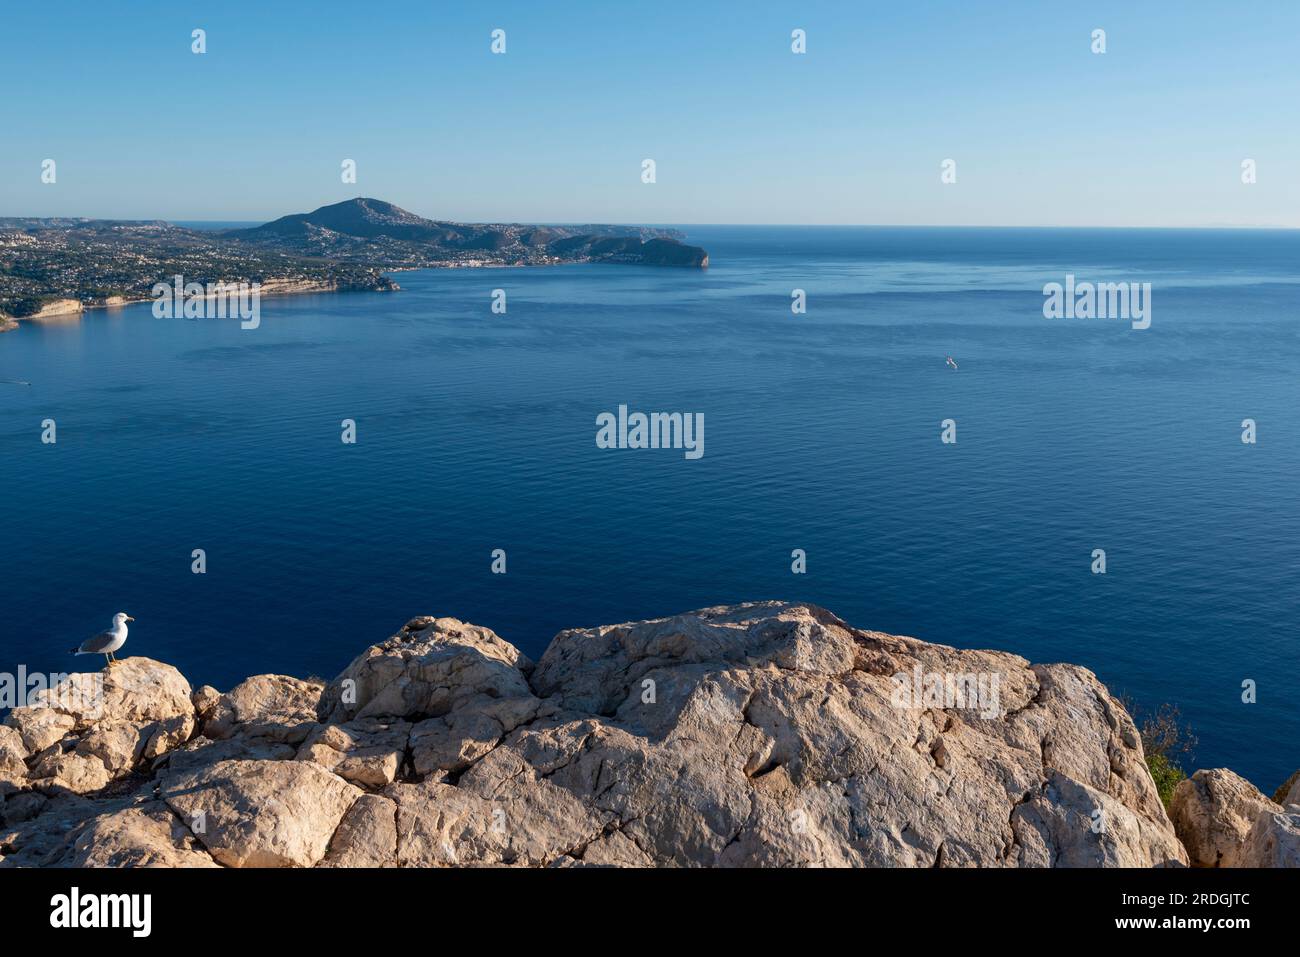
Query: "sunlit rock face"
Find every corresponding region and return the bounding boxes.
[2,602,1207,868]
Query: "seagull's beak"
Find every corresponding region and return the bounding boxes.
[125,616,135,622]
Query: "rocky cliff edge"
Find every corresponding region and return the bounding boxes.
[2,602,1288,868]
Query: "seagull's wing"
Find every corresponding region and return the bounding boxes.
[78,630,118,653]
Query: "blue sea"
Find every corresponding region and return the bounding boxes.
[1,226,1297,791]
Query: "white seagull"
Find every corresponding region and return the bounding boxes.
[71,612,134,667]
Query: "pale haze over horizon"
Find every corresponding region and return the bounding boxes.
[2,0,1298,228]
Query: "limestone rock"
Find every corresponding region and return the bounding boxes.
[95,657,194,724]
[1169,768,1279,867]
[1011,773,1186,867]
[68,803,219,867]
[156,734,297,777]
[0,790,143,867]
[162,759,361,867]
[3,658,194,795]
[320,793,397,867]
[0,727,28,794]
[509,602,1186,867]
[317,616,536,723]
[1236,808,1300,867]
[191,685,222,722]
[297,718,410,788]
[317,616,545,780]
[410,710,515,777]
[203,674,322,744]
[5,708,75,754]
[1273,769,1300,808]
[28,748,116,794]
[1,603,1212,868]
[0,791,47,825]
[388,771,605,867]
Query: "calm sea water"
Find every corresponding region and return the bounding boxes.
[1,226,1297,790]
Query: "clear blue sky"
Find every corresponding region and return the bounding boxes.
[2,0,1297,226]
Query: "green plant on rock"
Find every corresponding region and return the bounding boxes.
[1121,697,1198,810]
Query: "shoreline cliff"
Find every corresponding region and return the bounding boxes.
[1,602,1294,867]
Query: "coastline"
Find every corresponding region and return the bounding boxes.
[0,253,691,333]
[1,201,707,333]
[0,277,401,333]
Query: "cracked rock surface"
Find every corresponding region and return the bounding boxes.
[0,602,1231,867]
[1169,768,1300,867]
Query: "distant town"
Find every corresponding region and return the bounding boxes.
[0,198,709,323]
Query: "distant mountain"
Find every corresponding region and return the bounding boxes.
[231,198,460,244]
[224,198,709,268]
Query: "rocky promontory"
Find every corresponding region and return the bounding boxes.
[225,198,710,270]
[1,602,1291,867]
[19,297,84,319]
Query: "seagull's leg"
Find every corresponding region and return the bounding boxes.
[104,653,111,669]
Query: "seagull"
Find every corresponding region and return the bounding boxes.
[946,356,959,370]
[70,612,134,667]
